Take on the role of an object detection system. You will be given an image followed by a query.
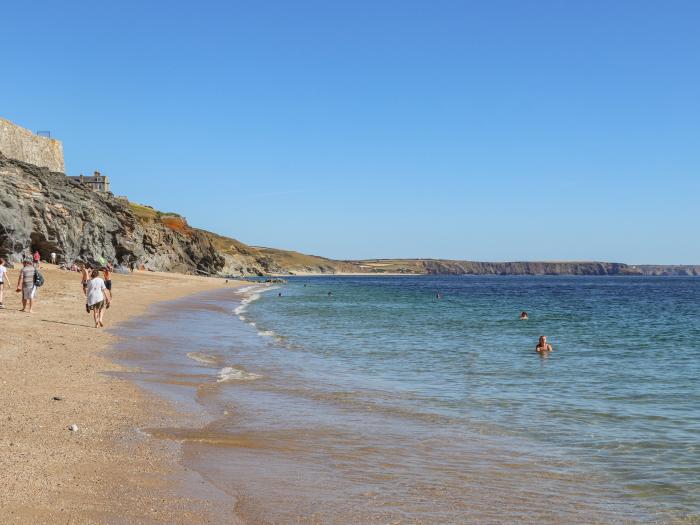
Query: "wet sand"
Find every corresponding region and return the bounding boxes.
[0,265,244,524]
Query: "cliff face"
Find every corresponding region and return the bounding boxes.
[418,260,641,275]
[0,154,224,273]
[635,265,700,276]
[0,154,349,275]
[351,259,700,276]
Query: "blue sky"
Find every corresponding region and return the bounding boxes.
[2,1,698,263]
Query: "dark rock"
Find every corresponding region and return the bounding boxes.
[0,154,225,274]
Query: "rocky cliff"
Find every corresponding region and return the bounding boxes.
[413,260,640,275]
[0,154,225,273]
[0,153,353,275]
[350,259,700,276]
[635,265,700,276]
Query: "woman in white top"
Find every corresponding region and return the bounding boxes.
[85,269,112,328]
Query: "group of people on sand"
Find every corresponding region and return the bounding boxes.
[0,255,113,327]
[519,310,554,354]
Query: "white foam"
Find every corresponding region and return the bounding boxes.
[233,291,261,316]
[235,285,257,294]
[216,366,262,383]
[233,285,282,330]
[231,284,285,340]
[186,352,219,365]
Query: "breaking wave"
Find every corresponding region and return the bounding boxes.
[217,366,263,383]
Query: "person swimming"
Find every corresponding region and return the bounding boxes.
[520,311,529,320]
[535,335,553,353]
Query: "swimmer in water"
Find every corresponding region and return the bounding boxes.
[535,335,553,353]
[328,291,332,297]
[278,292,282,297]
[520,311,528,320]
[436,292,442,299]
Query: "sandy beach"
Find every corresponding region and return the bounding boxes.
[0,265,242,524]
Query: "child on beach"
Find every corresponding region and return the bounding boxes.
[85,269,112,328]
[0,258,7,309]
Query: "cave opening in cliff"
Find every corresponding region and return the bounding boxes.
[30,232,60,263]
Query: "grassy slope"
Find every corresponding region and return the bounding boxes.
[253,247,363,273]
[128,201,363,273]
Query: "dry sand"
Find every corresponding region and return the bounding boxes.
[0,265,244,524]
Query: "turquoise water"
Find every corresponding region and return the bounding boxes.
[115,276,700,524]
[243,276,699,522]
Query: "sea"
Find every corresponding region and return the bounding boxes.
[113,275,700,524]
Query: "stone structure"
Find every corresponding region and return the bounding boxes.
[69,171,111,193]
[0,117,65,172]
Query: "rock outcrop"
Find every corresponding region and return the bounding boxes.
[0,154,224,273]
[0,153,353,275]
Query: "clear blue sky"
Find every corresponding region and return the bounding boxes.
[2,1,698,264]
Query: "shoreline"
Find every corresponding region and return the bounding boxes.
[0,265,244,523]
[105,276,662,524]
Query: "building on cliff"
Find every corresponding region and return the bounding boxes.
[69,171,111,193]
[0,117,65,172]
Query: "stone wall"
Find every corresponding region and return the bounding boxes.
[0,117,65,173]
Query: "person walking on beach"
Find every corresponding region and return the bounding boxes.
[536,335,553,353]
[0,258,7,309]
[80,264,90,296]
[33,250,40,268]
[85,269,112,328]
[16,259,37,313]
[103,264,113,293]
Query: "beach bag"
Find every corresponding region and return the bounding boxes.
[34,270,45,287]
